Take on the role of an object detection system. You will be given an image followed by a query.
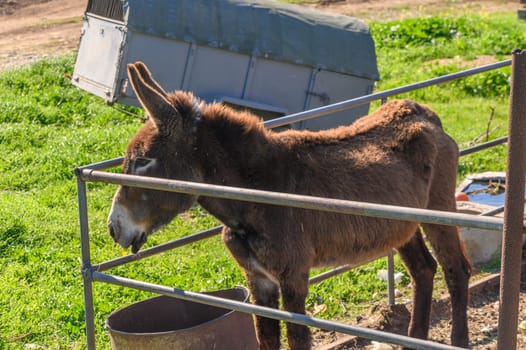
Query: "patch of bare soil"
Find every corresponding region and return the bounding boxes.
[0,0,85,70]
[0,0,49,15]
[313,266,526,349]
[305,0,518,21]
[427,55,501,69]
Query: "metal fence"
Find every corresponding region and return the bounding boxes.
[75,54,526,350]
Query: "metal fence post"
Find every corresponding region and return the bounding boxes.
[387,252,396,305]
[76,174,96,350]
[497,50,526,350]
[380,97,397,306]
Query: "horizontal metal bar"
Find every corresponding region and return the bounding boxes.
[74,62,510,173]
[482,206,505,217]
[92,271,465,350]
[309,265,354,285]
[77,135,508,173]
[73,61,510,175]
[309,252,399,285]
[264,60,511,129]
[95,222,372,285]
[94,226,223,271]
[80,169,507,231]
[75,157,123,173]
[459,136,508,157]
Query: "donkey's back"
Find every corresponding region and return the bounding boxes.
[271,99,450,202]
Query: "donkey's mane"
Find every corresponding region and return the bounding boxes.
[168,90,440,152]
[202,102,270,138]
[162,93,444,174]
[165,91,269,143]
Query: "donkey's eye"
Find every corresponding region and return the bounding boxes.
[132,157,157,175]
[135,157,152,168]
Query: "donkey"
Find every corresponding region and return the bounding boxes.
[107,62,471,350]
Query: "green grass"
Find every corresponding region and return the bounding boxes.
[368,12,524,177]
[0,10,523,350]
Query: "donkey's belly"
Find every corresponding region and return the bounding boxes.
[310,218,420,268]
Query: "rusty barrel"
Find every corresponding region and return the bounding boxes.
[106,287,258,349]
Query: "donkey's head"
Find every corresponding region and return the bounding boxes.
[108,62,204,253]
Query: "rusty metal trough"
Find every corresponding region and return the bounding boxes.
[106,287,258,350]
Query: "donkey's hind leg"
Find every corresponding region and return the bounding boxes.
[423,222,471,347]
[423,134,471,347]
[397,229,437,344]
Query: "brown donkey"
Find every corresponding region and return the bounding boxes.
[108,62,471,349]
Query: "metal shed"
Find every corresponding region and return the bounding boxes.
[72,0,379,130]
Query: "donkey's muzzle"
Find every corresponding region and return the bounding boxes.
[131,233,147,254]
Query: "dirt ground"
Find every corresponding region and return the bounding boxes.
[1,0,525,349]
[305,0,518,21]
[0,0,519,70]
[0,0,84,70]
[313,266,526,349]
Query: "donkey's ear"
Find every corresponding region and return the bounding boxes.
[133,62,168,98]
[127,62,178,130]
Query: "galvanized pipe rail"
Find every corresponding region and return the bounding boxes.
[77,59,517,350]
[92,225,223,272]
[77,177,95,350]
[89,270,466,350]
[78,131,509,176]
[264,60,511,129]
[80,169,507,232]
[459,136,508,157]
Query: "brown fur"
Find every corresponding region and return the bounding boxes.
[108,62,471,350]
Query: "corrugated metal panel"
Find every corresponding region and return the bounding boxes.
[86,0,124,22]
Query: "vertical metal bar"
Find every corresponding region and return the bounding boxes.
[497,50,526,350]
[76,175,96,350]
[241,55,257,99]
[387,252,396,305]
[303,67,318,111]
[379,97,396,306]
[181,42,197,90]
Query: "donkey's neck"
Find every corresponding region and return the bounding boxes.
[193,107,279,227]
[195,105,273,185]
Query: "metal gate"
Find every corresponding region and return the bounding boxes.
[75,53,525,350]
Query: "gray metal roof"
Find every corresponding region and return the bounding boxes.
[123,0,379,80]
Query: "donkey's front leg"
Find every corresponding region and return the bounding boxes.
[280,269,311,350]
[247,271,281,350]
[222,227,281,349]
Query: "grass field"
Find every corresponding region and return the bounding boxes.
[0,8,524,350]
